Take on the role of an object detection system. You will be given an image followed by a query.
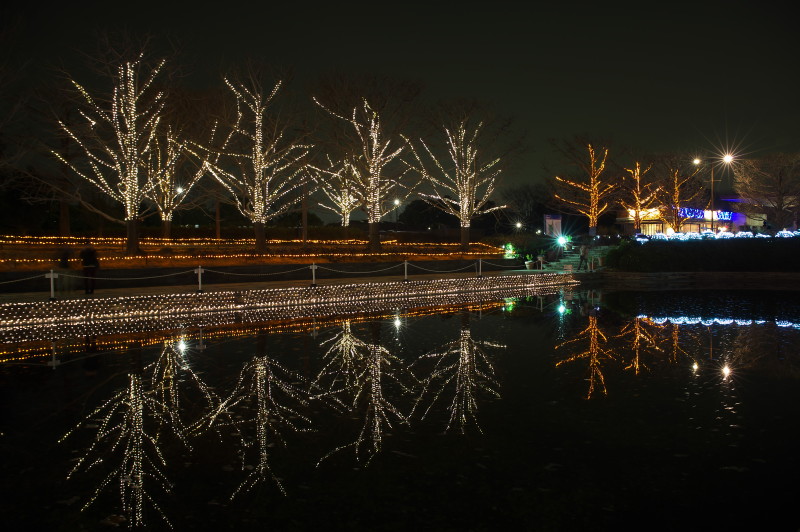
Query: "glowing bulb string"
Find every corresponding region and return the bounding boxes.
[0,277,572,344]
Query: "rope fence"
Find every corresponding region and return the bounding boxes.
[0,258,550,302]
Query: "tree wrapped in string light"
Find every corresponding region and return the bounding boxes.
[311,158,362,228]
[144,126,206,238]
[619,161,659,234]
[552,141,618,237]
[206,75,312,252]
[407,118,505,250]
[313,97,414,251]
[54,53,167,255]
[654,156,704,232]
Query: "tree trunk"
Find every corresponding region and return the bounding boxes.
[215,199,222,239]
[460,226,470,252]
[589,225,597,237]
[162,219,172,239]
[254,221,266,253]
[367,221,381,252]
[125,219,139,255]
[58,199,71,237]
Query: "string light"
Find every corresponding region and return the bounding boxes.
[405,119,505,245]
[553,143,617,233]
[412,310,504,433]
[313,98,414,236]
[0,273,577,344]
[555,315,615,399]
[203,78,312,250]
[53,55,168,251]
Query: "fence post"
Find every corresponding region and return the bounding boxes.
[310,263,318,287]
[194,266,204,293]
[46,341,60,369]
[403,260,409,282]
[45,270,57,301]
[197,327,206,351]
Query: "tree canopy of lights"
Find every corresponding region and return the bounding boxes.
[54,53,167,255]
[732,153,800,232]
[654,157,704,232]
[552,141,617,237]
[205,74,312,253]
[407,118,505,251]
[310,157,362,227]
[313,97,414,252]
[619,161,659,233]
[144,126,207,238]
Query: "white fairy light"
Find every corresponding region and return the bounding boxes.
[53,54,168,252]
[204,78,313,250]
[405,119,505,247]
[412,311,504,433]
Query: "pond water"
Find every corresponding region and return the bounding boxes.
[2,289,799,531]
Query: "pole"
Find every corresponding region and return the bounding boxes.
[403,260,408,282]
[710,166,715,232]
[46,270,57,301]
[194,266,204,293]
[477,258,483,278]
[310,263,318,287]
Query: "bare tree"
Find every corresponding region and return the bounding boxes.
[499,181,552,230]
[313,97,415,251]
[205,71,312,252]
[653,155,704,232]
[619,161,659,233]
[144,125,207,238]
[733,153,800,231]
[53,51,167,254]
[311,156,362,227]
[551,139,618,236]
[407,117,505,250]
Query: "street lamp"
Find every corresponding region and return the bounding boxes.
[394,198,400,225]
[693,154,734,232]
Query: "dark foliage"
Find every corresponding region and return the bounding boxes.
[605,238,800,272]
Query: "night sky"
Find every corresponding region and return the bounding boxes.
[3,1,799,192]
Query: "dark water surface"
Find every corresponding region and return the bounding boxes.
[2,289,799,531]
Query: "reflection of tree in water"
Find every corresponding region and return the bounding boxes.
[663,323,695,366]
[556,314,615,399]
[319,321,412,465]
[314,320,368,391]
[212,332,312,497]
[412,310,503,433]
[614,317,663,374]
[150,338,219,441]
[59,345,174,528]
